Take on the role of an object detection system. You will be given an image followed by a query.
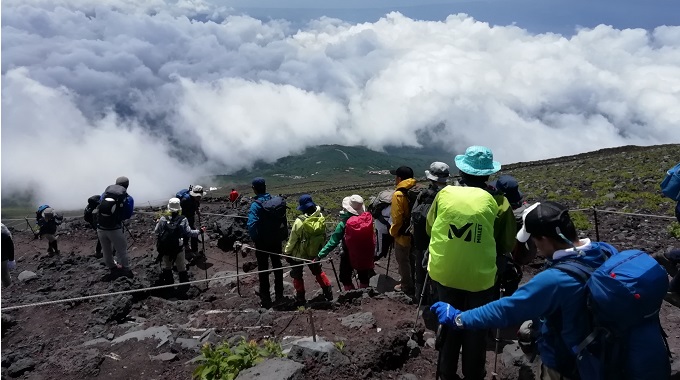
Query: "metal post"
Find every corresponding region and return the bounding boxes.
[593,208,600,242]
[198,213,208,290]
[235,244,242,297]
[385,247,392,276]
[413,275,429,329]
[491,287,505,379]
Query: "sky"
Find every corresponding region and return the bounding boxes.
[2,0,680,209]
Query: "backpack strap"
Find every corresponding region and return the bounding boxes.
[551,259,595,284]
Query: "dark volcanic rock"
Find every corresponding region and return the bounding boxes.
[94,295,133,323]
[7,358,36,377]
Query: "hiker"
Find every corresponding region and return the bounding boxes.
[389,166,418,295]
[284,194,333,303]
[654,161,680,306]
[1,223,16,288]
[367,189,394,260]
[247,177,287,308]
[178,185,204,259]
[411,161,449,303]
[97,176,135,280]
[155,198,205,290]
[317,195,375,290]
[35,205,63,255]
[229,188,239,208]
[489,174,532,297]
[84,194,103,258]
[430,201,671,380]
[426,146,516,380]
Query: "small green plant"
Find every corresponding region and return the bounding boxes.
[334,341,345,351]
[570,211,592,231]
[192,339,284,380]
[669,222,680,240]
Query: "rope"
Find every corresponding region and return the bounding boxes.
[2,258,331,311]
[592,209,676,220]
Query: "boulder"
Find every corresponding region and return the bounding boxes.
[287,339,350,367]
[340,312,376,329]
[384,291,413,304]
[111,325,173,347]
[176,337,201,351]
[94,295,133,323]
[235,358,304,380]
[369,274,398,294]
[47,347,104,377]
[17,271,38,282]
[7,358,36,377]
[209,271,238,287]
[149,353,178,362]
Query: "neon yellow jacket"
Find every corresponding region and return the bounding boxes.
[426,186,499,292]
[390,178,417,247]
[285,206,324,259]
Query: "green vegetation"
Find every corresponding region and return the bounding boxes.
[334,341,345,352]
[193,339,284,380]
[669,222,680,240]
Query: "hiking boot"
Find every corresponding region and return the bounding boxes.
[260,298,273,309]
[118,268,134,279]
[294,291,306,306]
[177,271,190,292]
[161,269,174,286]
[394,284,414,295]
[322,286,334,301]
[664,292,680,308]
[652,251,679,277]
[101,268,118,282]
[94,250,103,259]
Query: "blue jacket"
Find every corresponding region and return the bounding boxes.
[460,241,616,374]
[247,193,271,241]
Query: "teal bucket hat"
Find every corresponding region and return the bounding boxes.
[455,146,501,176]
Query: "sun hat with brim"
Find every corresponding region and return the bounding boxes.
[455,146,501,176]
[190,185,204,197]
[168,198,182,212]
[297,194,317,211]
[516,202,571,243]
[425,161,450,183]
[342,195,365,216]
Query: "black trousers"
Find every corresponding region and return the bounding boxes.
[669,249,680,293]
[290,261,323,279]
[436,283,495,380]
[255,240,284,302]
[339,251,375,287]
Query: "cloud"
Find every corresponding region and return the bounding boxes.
[2,1,680,209]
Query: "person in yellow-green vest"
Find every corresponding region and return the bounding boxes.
[426,146,516,380]
[284,194,333,304]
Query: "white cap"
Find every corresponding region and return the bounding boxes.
[516,202,540,243]
[190,185,204,197]
[168,198,181,212]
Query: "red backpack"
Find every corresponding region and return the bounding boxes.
[344,212,376,271]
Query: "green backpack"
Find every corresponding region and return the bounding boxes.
[297,214,327,259]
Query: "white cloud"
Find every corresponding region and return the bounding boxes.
[2,1,680,209]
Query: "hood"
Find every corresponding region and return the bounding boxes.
[396,178,417,190]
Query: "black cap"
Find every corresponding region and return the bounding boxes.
[390,166,414,179]
[517,201,571,242]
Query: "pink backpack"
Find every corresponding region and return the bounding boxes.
[344,212,376,271]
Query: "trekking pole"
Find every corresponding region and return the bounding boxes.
[24,218,38,237]
[329,258,343,293]
[123,223,136,244]
[491,286,505,379]
[198,213,208,290]
[385,246,392,276]
[412,275,430,330]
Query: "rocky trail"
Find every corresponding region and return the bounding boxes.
[1,198,679,379]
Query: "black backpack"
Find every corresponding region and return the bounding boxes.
[396,187,420,236]
[410,186,440,250]
[84,194,101,227]
[254,196,289,242]
[157,215,186,255]
[97,184,128,229]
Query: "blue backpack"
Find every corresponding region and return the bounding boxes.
[660,162,680,201]
[554,249,670,380]
[176,189,191,201]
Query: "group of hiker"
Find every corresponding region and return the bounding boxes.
[1,145,680,380]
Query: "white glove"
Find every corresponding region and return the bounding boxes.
[7,260,16,270]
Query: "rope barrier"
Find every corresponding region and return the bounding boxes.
[592,209,677,220]
[1,258,332,311]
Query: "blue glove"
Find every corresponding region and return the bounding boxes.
[7,261,16,270]
[430,301,462,328]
